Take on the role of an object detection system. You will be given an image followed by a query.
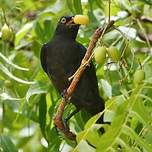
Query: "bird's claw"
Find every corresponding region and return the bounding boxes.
[61,89,71,102]
[61,89,67,98]
[86,62,90,67]
[63,118,69,130]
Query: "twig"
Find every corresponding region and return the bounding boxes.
[138,32,152,45]
[140,16,152,24]
[136,19,151,48]
[53,20,115,140]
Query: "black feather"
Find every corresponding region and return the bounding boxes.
[40,16,105,123]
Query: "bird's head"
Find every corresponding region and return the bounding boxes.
[55,15,89,40]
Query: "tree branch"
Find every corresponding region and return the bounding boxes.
[140,16,152,24]
[53,20,115,140]
[138,32,152,45]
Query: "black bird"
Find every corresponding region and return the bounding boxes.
[40,15,105,124]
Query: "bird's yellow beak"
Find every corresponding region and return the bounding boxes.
[73,15,89,25]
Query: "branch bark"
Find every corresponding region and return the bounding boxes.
[53,20,114,140]
[140,16,152,24]
[138,32,152,45]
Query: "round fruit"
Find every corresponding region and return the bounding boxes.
[133,69,145,86]
[94,46,107,65]
[1,24,13,41]
[4,80,12,88]
[107,46,121,62]
[73,15,89,25]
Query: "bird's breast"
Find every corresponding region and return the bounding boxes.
[46,40,81,92]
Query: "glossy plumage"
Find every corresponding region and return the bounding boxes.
[40,16,104,121]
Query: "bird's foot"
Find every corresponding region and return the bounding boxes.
[63,118,69,130]
[61,89,71,102]
[61,89,67,98]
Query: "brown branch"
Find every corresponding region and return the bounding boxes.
[140,16,152,24]
[53,20,115,140]
[138,32,152,45]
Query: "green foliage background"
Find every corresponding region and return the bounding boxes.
[0,0,152,152]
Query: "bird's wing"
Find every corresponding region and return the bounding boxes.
[78,44,99,93]
[40,44,48,73]
[71,43,102,110]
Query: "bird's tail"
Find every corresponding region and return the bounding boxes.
[88,96,105,124]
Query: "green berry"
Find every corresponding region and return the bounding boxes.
[4,80,12,88]
[107,46,121,62]
[94,46,107,65]
[133,69,145,86]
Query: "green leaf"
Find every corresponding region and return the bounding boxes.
[26,81,50,101]
[15,21,34,46]
[88,0,93,11]
[0,135,18,152]
[76,130,86,143]
[96,101,128,151]
[139,0,152,5]
[47,127,62,152]
[0,92,21,101]
[132,97,152,129]
[145,130,152,145]
[103,30,121,46]
[95,0,104,9]
[0,63,34,84]
[85,112,103,130]
[104,110,115,122]
[16,136,33,148]
[0,52,29,71]
[123,125,152,151]
[35,21,45,43]
[73,0,83,14]
[39,94,47,138]
[96,127,122,151]
[66,0,75,13]
[76,112,103,144]
[73,140,95,152]
[43,19,54,41]
[85,124,101,147]
[115,0,131,11]
[116,137,134,152]
[100,79,112,99]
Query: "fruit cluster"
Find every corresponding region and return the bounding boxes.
[94,46,145,85]
[94,46,122,65]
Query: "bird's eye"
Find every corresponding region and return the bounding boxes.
[61,17,66,24]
